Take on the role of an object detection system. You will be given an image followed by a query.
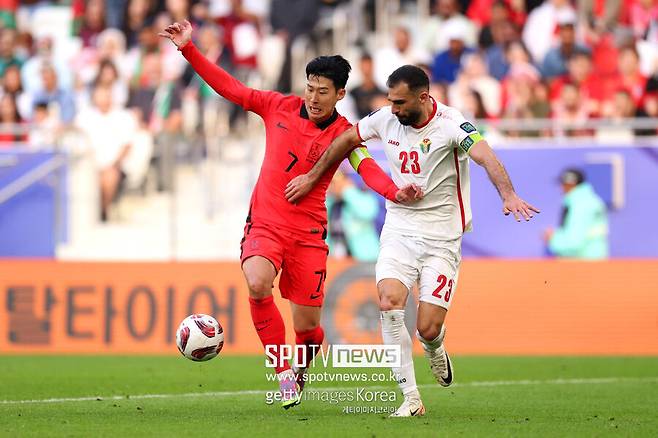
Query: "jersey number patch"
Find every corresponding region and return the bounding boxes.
[400,151,420,174]
[432,274,453,302]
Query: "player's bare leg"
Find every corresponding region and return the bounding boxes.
[416,302,453,387]
[243,257,298,408]
[290,303,323,396]
[379,279,425,417]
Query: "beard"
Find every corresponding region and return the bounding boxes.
[395,108,422,126]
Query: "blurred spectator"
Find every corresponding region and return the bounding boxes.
[270,0,321,93]
[0,0,17,29]
[31,63,76,125]
[166,0,191,23]
[551,82,591,137]
[469,0,526,42]
[610,46,647,106]
[501,41,540,117]
[28,101,58,149]
[462,88,489,121]
[75,86,139,222]
[106,0,129,29]
[475,1,519,49]
[529,81,551,119]
[484,15,518,80]
[541,20,591,79]
[21,36,73,94]
[122,0,156,49]
[326,170,380,262]
[544,168,609,260]
[0,93,27,145]
[420,0,477,55]
[449,52,501,117]
[578,0,623,45]
[1,64,30,119]
[348,53,386,119]
[431,20,475,84]
[180,23,229,153]
[635,90,658,136]
[549,51,601,116]
[374,26,430,90]
[627,0,658,40]
[522,0,577,64]
[0,28,23,76]
[597,88,637,141]
[76,0,107,48]
[127,52,183,192]
[214,0,264,70]
[79,58,129,111]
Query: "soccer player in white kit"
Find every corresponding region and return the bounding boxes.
[285,65,539,417]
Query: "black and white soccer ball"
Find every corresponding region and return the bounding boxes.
[176,314,224,361]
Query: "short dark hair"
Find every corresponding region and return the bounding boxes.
[560,168,585,185]
[306,55,352,90]
[386,65,429,92]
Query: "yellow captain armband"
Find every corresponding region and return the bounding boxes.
[459,132,483,153]
[348,146,373,171]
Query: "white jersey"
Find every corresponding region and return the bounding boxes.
[356,99,483,240]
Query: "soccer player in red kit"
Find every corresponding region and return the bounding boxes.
[159,20,422,409]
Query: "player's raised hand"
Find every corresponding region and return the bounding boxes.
[502,193,540,222]
[395,183,424,204]
[158,20,193,49]
[285,174,314,203]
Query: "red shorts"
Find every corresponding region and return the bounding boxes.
[240,223,329,306]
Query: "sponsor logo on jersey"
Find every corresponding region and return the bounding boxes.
[388,139,400,146]
[460,135,475,152]
[460,122,477,133]
[420,138,431,154]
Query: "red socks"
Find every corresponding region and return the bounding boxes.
[249,295,325,373]
[295,326,325,369]
[249,295,289,374]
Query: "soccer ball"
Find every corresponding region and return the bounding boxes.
[176,314,224,361]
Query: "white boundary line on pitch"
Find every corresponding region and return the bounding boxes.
[2,376,657,405]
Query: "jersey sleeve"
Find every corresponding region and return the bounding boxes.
[355,107,387,142]
[442,110,484,154]
[347,146,398,202]
[179,41,280,116]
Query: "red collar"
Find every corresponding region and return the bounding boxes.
[412,97,437,129]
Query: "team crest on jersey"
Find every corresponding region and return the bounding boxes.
[307,141,324,163]
[420,138,432,154]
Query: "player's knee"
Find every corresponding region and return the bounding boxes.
[245,274,273,299]
[294,319,320,333]
[417,323,442,342]
[378,292,406,310]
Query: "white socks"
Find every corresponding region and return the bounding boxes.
[416,324,446,352]
[381,309,419,399]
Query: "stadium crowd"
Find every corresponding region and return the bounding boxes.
[0,0,653,247]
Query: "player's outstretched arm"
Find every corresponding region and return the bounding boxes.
[159,20,253,109]
[348,146,423,204]
[285,126,360,203]
[469,139,540,222]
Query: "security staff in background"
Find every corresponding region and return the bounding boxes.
[543,168,609,259]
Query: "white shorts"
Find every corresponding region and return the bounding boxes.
[375,228,462,310]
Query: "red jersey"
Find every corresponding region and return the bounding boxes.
[181,42,395,235]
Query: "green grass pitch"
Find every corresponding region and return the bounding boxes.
[1,355,657,437]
